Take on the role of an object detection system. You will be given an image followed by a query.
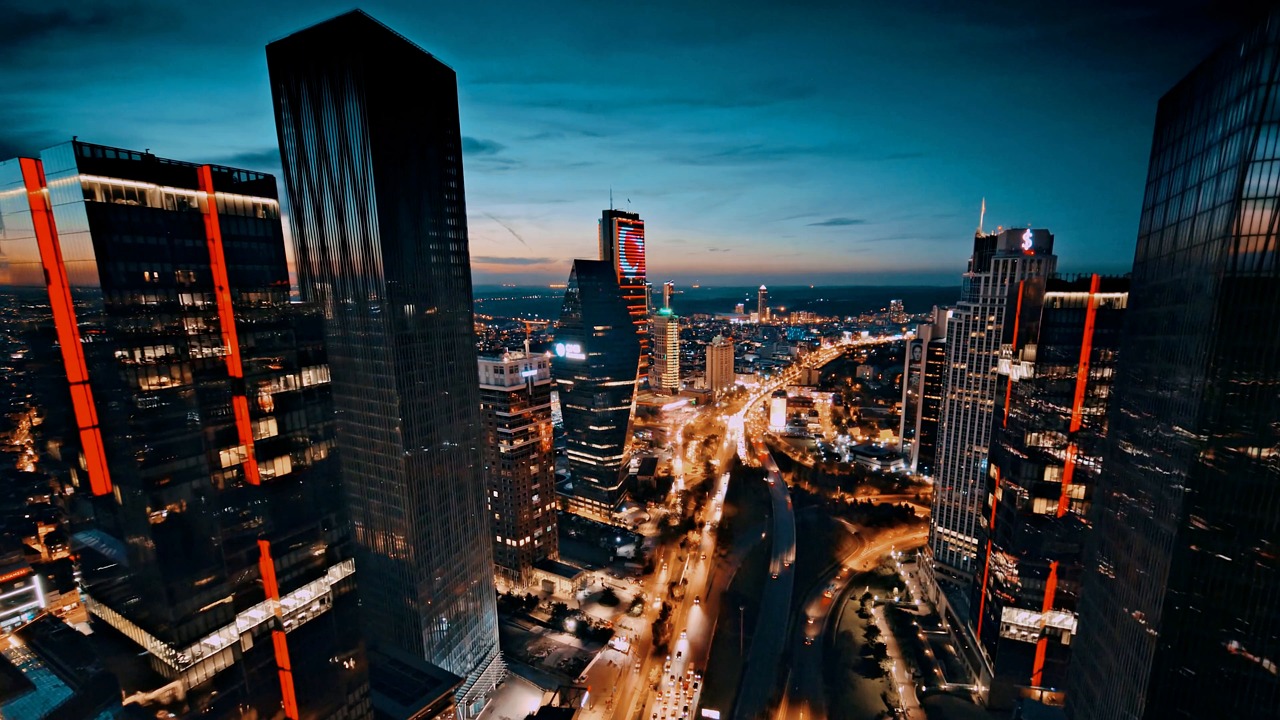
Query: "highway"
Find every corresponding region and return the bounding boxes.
[732,438,796,720]
[778,523,928,720]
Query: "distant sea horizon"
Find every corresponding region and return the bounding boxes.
[473,283,961,321]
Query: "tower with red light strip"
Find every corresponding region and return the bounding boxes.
[600,208,649,380]
[0,141,367,718]
[973,274,1128,706]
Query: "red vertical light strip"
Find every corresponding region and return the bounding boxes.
[975,471,1000,641]
[1058,274,1100,517]
[21,158,113,496]
[1003,281,1025,428]
[258,539,299,720]
[198,165,259,485]
[1030,560,1060,687]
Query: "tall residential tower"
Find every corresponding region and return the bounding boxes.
[478,351,558,586]
[267,11,501,712]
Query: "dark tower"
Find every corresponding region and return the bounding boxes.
[976,275,1128,707]
[267,11,501,713]
[1069,11,1280,720]
[0,141,365,718]
[553,260,642,515]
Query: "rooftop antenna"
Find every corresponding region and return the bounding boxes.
[978,197,986,235]
[610,187,613,211]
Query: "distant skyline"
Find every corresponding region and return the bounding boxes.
[0,0,1269,285]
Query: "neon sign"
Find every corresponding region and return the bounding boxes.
[1022,229,1034,254]
[554,342,585,360]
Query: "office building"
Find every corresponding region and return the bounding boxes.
[930,228,1057,594]
[650,309,680,393]
[706,336,735,399]
[0,141,366,718]
[757,285,769,321]
[553,259,643,515]
[267,11,501,712]
[899,306,950,476]
[974,275,1128,707]
[599,209,648,376]
[662,280,674,310]
[1069,13,1280,719]
[478,351,558,586]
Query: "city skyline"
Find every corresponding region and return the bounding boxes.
[0,1,1267,286]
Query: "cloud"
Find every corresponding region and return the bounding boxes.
[707,248,731,252]
[218,148,282,171]
[463,136,506,155]
[808,217,869,227]
[473,256,554,266]
[0,2,177,58]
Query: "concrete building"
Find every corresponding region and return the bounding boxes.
[757,285,769,321]
[768,390,788,431]
[706,336,735,400]
[650,309,681,393]
[478,351,558,587]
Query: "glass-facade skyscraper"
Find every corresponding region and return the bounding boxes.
[267,11,501,713]
[976,275,1128,707]
[554,259,642,515]
[930,228,1058,592]
[900,305,950,477]
[0,141,366,719]
[1069,12,1280,719]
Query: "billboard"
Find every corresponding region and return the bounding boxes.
[615,218,645,278]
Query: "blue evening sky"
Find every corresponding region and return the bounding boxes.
[0,1,1265,285]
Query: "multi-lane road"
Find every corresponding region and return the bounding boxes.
[579,336,905,720]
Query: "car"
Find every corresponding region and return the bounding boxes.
[676,650,683,659]
[680,630,688,639]
[807,616,814,624]
[693,595,700,605]
[804,636,814,646]
[772,571,779,579]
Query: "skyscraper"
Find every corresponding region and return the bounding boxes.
[662,280,674,310]
[1069,13,1280,719]
[706,336,735,400]
[651,308,680,393]
[267,11,501,712]
[757,284,769,321]
[929,229,1056,599]
[554,260,643,515]
[599,209,648,376]
[0,141,366,718]
[974,275,1128,707]
[478,351,558,586]
[900,306,950,476]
